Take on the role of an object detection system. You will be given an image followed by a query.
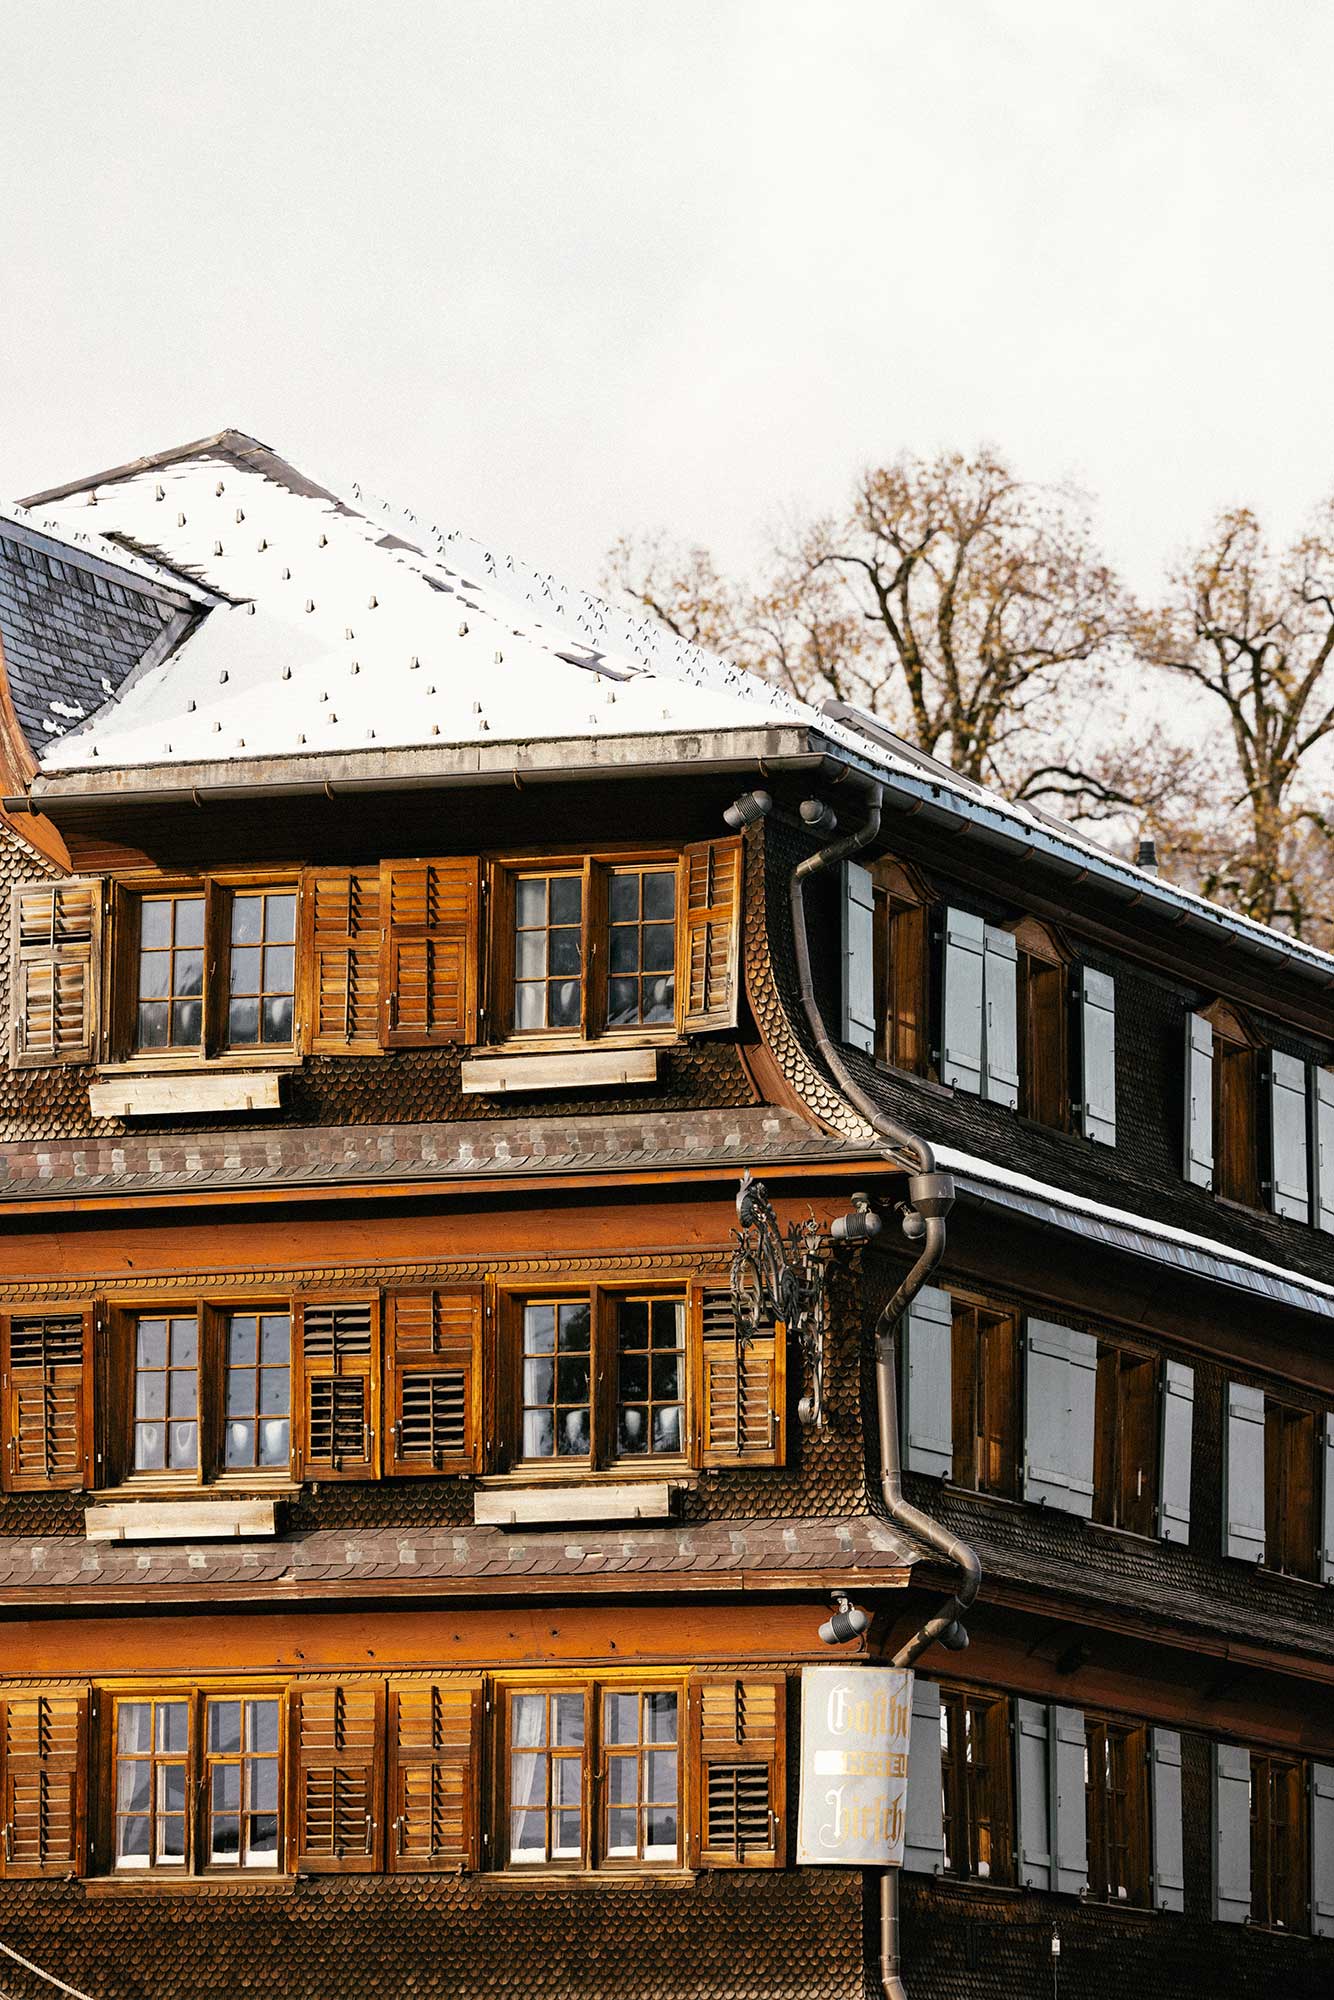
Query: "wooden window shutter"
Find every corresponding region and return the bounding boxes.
[303,868,382,1054]
[690,1674,785,1869]
[1150,1728,1185,1913]
[691,1278,784,1467]
[384,1288,482,1477]
[1312,1762,1334,1938]
[0,1689,88,1877]
[1049,1705,1088,1896]
[289,1682,385,1874]
[680,838,742,1034]
[940,908,985,1092]
[1212,1742,1251,1923]
[387,1680,481,1872]
[1223,1380,1266,1563]
[10,878,100,1068]
[1022,1319,1096,1518]
[900,1284,953,1479]
[379,858,480,1047]
[0,1311,93,1492]
[1157,1360,1195,1546]
[294,1298,380,1481]
[901,1678,944,1874]
[1184,1011,1215,1187]
[1078,966,1117,1146]
[1014,1699,1052,1889]
[1267,1050,1311,1222]
[841,860,875,1054]
[980,924,1019,1108]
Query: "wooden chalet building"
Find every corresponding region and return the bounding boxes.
[0,430,1327,1998]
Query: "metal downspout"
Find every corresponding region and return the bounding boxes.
[785,781,982,2000]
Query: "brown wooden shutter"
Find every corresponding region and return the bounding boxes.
[0,1311,93,1491]
[690,1674,786,1869]
[379,858,481,1047]
[385,1288,482,1477]
[680,838,742,1034]
[294,1298,380,1481]
[0,1689,88,1877]
[387,1680,481,1872]
[692,1278,785,1467]
[289,1682,385,1874]
[10,878,100,1067]
[303,868,382,1054]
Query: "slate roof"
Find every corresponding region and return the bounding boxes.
[0,1512,923,1606]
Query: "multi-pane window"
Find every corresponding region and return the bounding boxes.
[939,1689,1013,1883]
[135,895,205,1050]
[114,1696,191,1869]
[502,1681,683,1871]
[1084,1718,1149,1904]
[224,1313,292,1471]
[606,868,676,1027]
[1252,1753,1308,1931]
[1211,1005,1260,1205]
[871,860,928,1074]
[133,1315,199,1473]
[951,1298,1020,1498]
[1093,1342,1158,1535]
[227,891,297,1046]
[1015,922,1069,1129]
[205,1696,281,1869]
[512,1291,689,1468]
[513,873,584,1032]
[1264,1398,1319,1580]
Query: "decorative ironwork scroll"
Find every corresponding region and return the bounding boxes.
[730,1170,834,1432]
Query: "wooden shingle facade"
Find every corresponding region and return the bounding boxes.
[0,433,1328,1997]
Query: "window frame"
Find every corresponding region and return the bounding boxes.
[939,1685,1014,1885]
[488,846,685,1050]
[1010,918,1072,1130]
[1263,1395,1320,1582]
[1092,1338,1160,1536]
[1251,1751,1309,1933]
[98,1679,288,1881]
[491,1671,687,1877]
[870,856,930,1076]
[949,1292,1022,1500]
[107,870,301,1070]
[1084,1714,1150,1907]
[497,1280,693,1479]
[1206,1000,1261,1207]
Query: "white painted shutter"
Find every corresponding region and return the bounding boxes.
[941,909,985,1093]
[1023,1320,1096,1518]
[841,861,876,1055]
[1224,1381,1266,1563]
[1078,967,1117,1145]
[1050,1706,1088,1897]
[1185,1012,1214,1188]
[1312,1762,1334,1938]
[1268,1050,1311,1222]
[1157,1361,1194,1546]
[981,925,1019,1109]
[1014,1699,1052,1890]
[1150,1728,1185,1913]
[1314,1069,1334,1235]
[901,1677,943,1875]
[1322,1412,1334,1588]
[1212,1743,1251,1924]
[901,1285,953,1480]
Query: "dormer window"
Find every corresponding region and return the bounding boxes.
[1184,1001,1260,1205]
[870,858,929,1074]
[495,852,685,1043]
[1012,919,1071,1130]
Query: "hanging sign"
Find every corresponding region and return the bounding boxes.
[795,1664,913,1867]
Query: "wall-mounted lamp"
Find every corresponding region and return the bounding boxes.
[723,789,772,829]
[819,1593,871,1645]
[799,797,838,835]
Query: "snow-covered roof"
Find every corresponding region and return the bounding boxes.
[8,430,1334,990]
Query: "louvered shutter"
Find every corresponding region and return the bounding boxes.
[9,879,100,1068]
[295,1298,380,1481]
[1014,1698,1052,1889]
[1078,967,1117,1145]
[1051,1706,1088,1897]
[1185,1012,1214,1187]
[0,1690,87,1878]
[1268,1051,1311,1222]
[1212,1743,1251,1923]
[1157,1361,1194,1546]
[290,1682,385,1873]
[1321,1414,1334,1587]
[385,1288,481,1477]
[0,1311,92,1491]
[1150,1728,1184,1913]
[901,1284,953,1479]
[1312,1763,1334,1938]
[387,1680,480,1873]
[304,868,382,1054]
[680,837,742,1034]
[940,909,985,1093]
[692,1674,785,1869]
[1314,1070,1334,1235]
[841,861,875,1053]
[379,858,480,1047]
[1224,1381,1266,1562]
[1023,1319,1096,1517]
[981,925,1019,1108]
[693,1279,784,1467]
[901,1677,943,1874]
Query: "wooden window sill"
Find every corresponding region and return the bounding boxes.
[90,1070,286,1118]
[474,1478,688,1527]
[84,1874,294,1898]
[462,1046,664,1095]
[96,1053,299,1075]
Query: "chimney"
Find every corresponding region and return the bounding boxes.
[1137,835,1159,876]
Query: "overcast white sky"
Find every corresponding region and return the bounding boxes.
[2,1,1332,602]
